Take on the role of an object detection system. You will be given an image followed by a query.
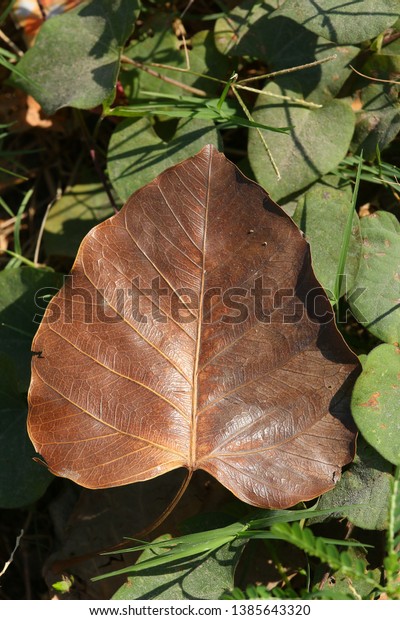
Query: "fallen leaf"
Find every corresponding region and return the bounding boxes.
[0,88,68,132]
[28,145,359,509]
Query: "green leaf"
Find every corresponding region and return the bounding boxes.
[107,116,221,202]
[98,507,342,583]
[0,267,63,390]
[348,211,400,344]
[248,83,355,202]
[311,439,393,530]
[351,54,400,159]
[112,534,243,600]
[122,14,231,99]
[293,178,361,299]
[44,178,116,258]
[51,575,74,594]
[351,343,400,466]
[12,0,141,115]
[275,0,400,44]
[216,3,359,104]
[0,355,53,508]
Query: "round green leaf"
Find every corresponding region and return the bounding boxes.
[293,179,361,299]
[275,0,400,44]
[12,0,141,115]
[0,356,53,508]
[107,117,221,201]
[248,83,355,202]
[348,211,400,344]
[352,344,400,466]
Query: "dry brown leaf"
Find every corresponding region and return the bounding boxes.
[28,146,359,509]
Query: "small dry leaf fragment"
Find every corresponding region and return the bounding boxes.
[12,0,83,46]
[28,145,359,508]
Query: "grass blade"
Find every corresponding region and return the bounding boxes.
[333,153,363,309]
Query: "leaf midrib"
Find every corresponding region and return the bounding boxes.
[191,149,213,468]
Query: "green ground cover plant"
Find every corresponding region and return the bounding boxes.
[0,0,399,601]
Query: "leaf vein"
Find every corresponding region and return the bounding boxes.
[47,324,190,421]
[33,367,186,458]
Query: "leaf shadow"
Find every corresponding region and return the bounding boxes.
[298,0,398,41]
[107,119,219,189]
[238,15,326,99]
[77,1,131,59]
[365,302,400,331]
[72,0,137,90]
[293,250,361,431]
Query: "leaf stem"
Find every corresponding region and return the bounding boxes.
[235,84,322,109]
[238,54,338,84]
[350,64,400,85]
[14,188,33,259]
[121,56,209,97]
[134,470,193,540]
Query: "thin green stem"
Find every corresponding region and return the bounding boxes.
[217,71,238,110]
[0,166,29,181]
[0,322,32,338]
[386,465,400,594]
[0,0,16,26]
[235,84,322,109]
[232,84,281,180]
[13,188,33,258]
[333,153,363,311]
[128,59,224,84]
[0,195,14,218]
[238,54,337,84]
[375,144,383,179]
[2,249,39,269]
